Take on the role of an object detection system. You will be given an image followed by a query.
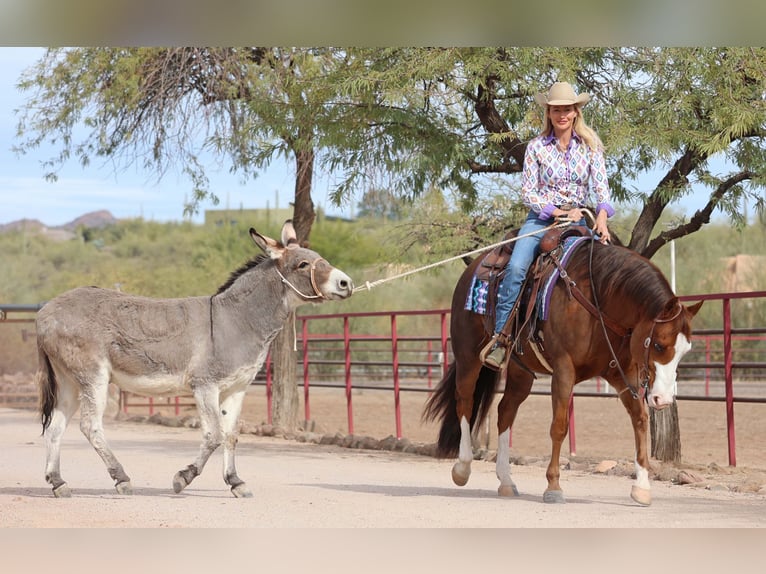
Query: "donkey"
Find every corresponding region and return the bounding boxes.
[36,220,353,498]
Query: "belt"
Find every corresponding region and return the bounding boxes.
[558,203,579,211]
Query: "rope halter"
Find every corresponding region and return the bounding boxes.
[274,258,327,300]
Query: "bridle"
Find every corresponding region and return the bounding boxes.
[580,229,685,402]
[274,258,327,300]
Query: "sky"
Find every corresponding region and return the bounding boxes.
[0,47,354,227]
[0,47,725,229]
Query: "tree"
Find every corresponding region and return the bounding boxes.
[14,47,360,431]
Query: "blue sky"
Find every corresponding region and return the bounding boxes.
[0,47,721,228]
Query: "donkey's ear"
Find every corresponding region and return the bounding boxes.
[250,228,284,259]
[281,219,300,248]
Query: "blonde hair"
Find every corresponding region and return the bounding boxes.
[541,105,604,152]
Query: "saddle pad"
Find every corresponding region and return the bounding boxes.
[464,275,490,315]
[537,235,590,320]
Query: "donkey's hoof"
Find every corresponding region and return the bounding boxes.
[630,485,652,506]
[52,483,72,498]
[115,481,133,495]
[231,484,253,498]
[498,483,520,497]
[543,489,565,504]
[451,462,470,487]
[172,472,189,494]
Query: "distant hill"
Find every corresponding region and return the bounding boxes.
[0,210,119,240]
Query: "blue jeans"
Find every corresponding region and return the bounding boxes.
[493,211,588,336]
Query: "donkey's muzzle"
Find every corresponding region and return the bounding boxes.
[327,269,354,299]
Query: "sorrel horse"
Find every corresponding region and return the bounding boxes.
[36,220,353,498]
[423,227,702,505]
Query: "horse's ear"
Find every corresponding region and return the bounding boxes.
[685,300,704,318]
[250,228,284,260]
[281,220,300,248]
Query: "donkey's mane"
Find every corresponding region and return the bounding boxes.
[216,253,270,295]
[580,244,674,318]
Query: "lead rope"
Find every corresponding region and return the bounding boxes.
[353,219,573,294]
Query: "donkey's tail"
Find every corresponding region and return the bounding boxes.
[37,346,57,434]
[422,362,498,458]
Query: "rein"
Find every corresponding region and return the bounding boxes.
[275,259,327,300]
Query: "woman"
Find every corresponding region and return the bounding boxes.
[484,81,615,369]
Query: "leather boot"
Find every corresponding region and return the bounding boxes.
[484,344,507,370]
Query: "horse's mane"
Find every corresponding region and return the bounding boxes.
[578,244,674,318]
[216,253,270,295]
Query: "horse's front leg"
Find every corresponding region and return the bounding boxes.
[495,368,534,497]
[617,386,652,506]
[543,378,573,504]
[173,384,222,494]
[220,390,252,498]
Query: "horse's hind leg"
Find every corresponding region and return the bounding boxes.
[43,373,79,498]
[78,371,133,495]
[220,390,252,498]
[173,385,223,494]
[451,359,483,487]
[495,367,534,497]
[543,372,575,504]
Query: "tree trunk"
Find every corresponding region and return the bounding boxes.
[270,145,315,432]
[650,402,682,463]
[271,313,300,432]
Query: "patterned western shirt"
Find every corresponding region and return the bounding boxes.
[521,131,614,221]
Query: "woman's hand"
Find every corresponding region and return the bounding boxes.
[593,210,611,244]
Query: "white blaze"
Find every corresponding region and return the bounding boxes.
[649,333,692,408]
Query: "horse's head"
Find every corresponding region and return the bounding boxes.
[250,220,354,302]
[630,298,703,409]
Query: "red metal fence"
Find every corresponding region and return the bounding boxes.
[2,291,765,466]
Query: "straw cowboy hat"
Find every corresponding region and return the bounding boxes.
[534,82,590,107]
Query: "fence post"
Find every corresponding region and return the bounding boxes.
[344,316,354,435]
[266,352,273,425]
[568,394,576,456]
[391,314,402,439]
[723,298,736,467]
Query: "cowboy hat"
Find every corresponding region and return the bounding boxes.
[534,82,590,107]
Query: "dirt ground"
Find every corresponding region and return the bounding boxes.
[231,385,766,473]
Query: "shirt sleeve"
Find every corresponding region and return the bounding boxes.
[521,138,553,217]
[590,147,615,218]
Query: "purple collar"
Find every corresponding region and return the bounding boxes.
[542,129,582,147]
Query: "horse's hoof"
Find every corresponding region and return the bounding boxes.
[231,484,253,498]
[630,485,652,506]
[172,472,189,494]
[498,483,519,497]
[52,483,72,498]
[543,489,565,504]
[115,481,133,495]
[451,463,470,487]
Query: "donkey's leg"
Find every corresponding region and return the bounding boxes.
[220,390,252,498]
[543,373,575,504]
[495,368,534,497]
[451,360,483,487]
[43,373,79,498]
[78,372,133,495]
[173,384,222,494]
[617,385,652,506]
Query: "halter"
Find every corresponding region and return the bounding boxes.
[274,258,327,300]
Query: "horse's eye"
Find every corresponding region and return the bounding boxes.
[654,342,665,353]
[298,261,310,269]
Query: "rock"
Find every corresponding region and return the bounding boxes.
[594,460,618,473]
[565,460,589,471]
[378,435,398,451]
[676,470,704,484]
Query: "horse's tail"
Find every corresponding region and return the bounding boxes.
[422,362,498,458]
[37,345,57,434]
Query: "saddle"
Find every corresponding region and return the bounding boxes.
[476,224,592,369]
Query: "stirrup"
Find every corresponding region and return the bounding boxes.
[480,334,508,371]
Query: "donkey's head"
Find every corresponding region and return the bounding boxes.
[250,220,354,302]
